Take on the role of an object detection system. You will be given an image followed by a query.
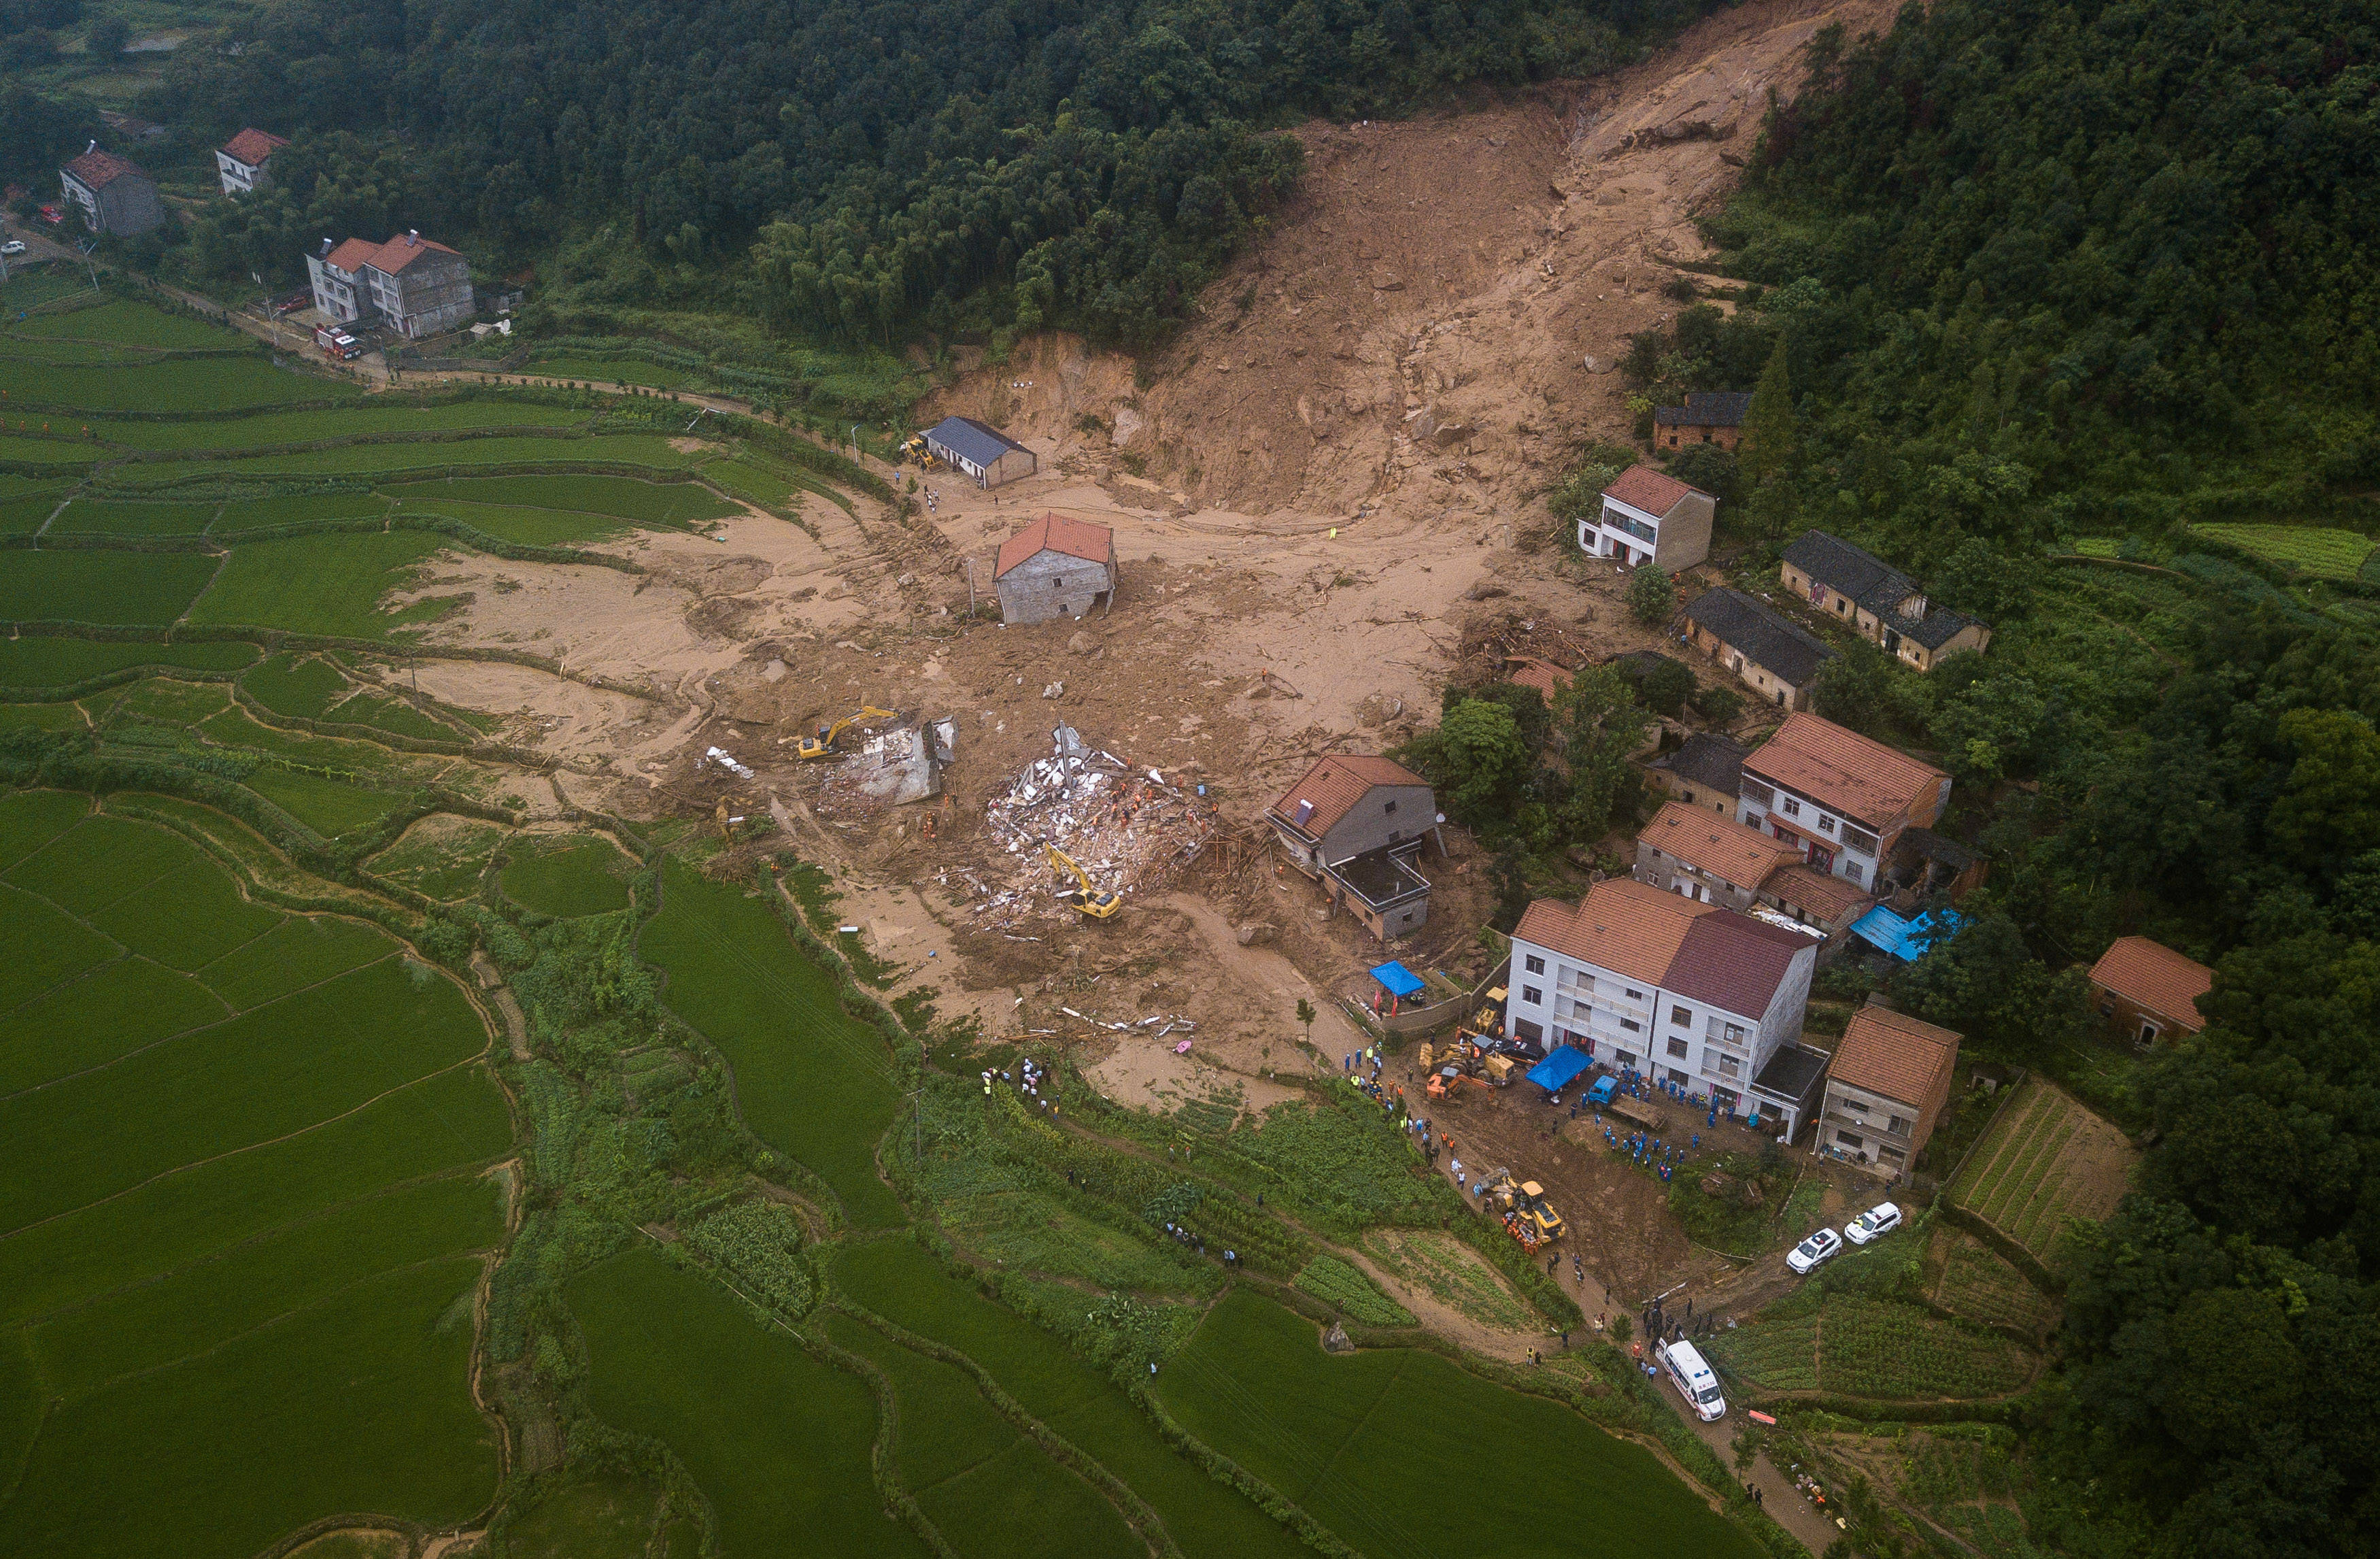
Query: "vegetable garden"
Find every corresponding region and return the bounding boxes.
[1945,1078,2137,1275]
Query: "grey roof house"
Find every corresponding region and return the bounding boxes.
[1653,390,1753,452]
[1683,588,1834,711]
[1781,531,1991,671]
[1645,732,1750,816]
[925,416,1038,489]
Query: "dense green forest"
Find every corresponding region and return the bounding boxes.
[121,0,1708,343]
[1605,2,2380,1553]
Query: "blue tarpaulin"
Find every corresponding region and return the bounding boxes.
[1527,1046,1593,1092]
[1369,961,1425,999]
[1849,906,1969,962]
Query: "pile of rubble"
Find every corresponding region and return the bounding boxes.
[947,724,1219,926]
[813,715,956,820]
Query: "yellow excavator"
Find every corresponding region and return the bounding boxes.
[899,433,938,469]
[1044,843,1121,918]
[795,705,896,761]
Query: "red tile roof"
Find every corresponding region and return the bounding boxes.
[2087,936,2213,1032]
[1514,878,1810,1019]
[1666,911,1812,1018]
[1270,754,1429,841]
[63,150,148,191]
[995,512,1114,580]
[1602,465,1705,518]
[321,237,380,274]
[1503,655,1571,700]
[1744,712,1947,831]
[220,128,288,167]
[1829,1005,1960,1108]
[1761,862,1870,925]
[364,233,460,274]
[1643,800,1798,890]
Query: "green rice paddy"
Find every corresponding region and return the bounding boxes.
[184,531,450,638]
[500,835,634,917]
[0,549,220,624]
[0,797,509,1557]
[386,471,739,524]
[1155,1291,1763,1559]
[641,860,906,1225]
[0,634,260,689]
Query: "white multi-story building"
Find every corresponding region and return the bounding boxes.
[1582,465,1716,573]
[216,129,288,196]
[1504,877,1829,1137]
[1735,711,1950,892]
[305,231,476,339]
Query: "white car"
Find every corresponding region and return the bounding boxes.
[1786,1227,1843,1274]
[1844,1201,1903,1245]
[0,241,26,256]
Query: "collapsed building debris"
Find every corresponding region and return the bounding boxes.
[945,724,1218,926]
[813,713,957,818]
[700,745,757,779]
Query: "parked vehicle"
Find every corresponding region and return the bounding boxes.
[1843,1201,1902,1245]
[1586,1075,1617,1107]
[313,324,362,361]
[1786,1227,1843,1274]
[1661,1340,1727,1422]
[0,241,24,256]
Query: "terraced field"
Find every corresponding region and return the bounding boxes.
[1703,1292,2034,1402]
[1945,1078,2137,1273]
[0,792,510,1559]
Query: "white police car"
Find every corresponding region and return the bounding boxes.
[1843,1201,1903,1245]
[1785,1227,1843,1274]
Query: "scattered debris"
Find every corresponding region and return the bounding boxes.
[701,746,756,780]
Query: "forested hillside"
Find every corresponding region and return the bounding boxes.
[136,0,1708,343]
[1635,3,2380,1554]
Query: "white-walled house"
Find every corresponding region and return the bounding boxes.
[1582,465,1716,573]
[1735,712,1950,892]
[216,129,288,196]
[1504,877,1830,1136]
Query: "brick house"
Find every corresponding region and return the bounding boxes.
[2086,936,2213,1046]
[1265,754,1440,941]
[306,231,476,339]
[58,146,163,237]
[1682,588,1833,710]
[1505,877,1828,1132]
[1502,654,1571,702]
[1582,465,1716,572]
[1644,732,1748,817]
[1819,1001,1961,1180]
[1736,711,1950,893]
[991,513,1117,625]
[1653,390,1752,452]
[216,129,288,196]
[1781,531,1992,671]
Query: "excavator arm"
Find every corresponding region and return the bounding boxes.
[1044,843,1121,918]
[795,705,897,760]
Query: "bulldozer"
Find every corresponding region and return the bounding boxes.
[1478,1171,1565,1251]
[1044,843,1121,919]
[899,433,940,469]
[794,705,896,761]
[1425,1065,1492,1103]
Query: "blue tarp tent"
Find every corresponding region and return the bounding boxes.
[1526,1046,1593,1092]
[1849,906,1969,962]
[1369,961,1426,999]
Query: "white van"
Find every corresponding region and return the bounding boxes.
[1662,1339,1727,1422]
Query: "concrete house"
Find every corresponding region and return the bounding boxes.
[1653,390,1752,452]
[1644,732,1748,817]
[1635,799,1874,936]
[1683,588,1833,710]
[58,146,163,237]
[1820,1001,1961,1180]
[306,231,475,339]
[926,416,1037,488]
[1737,711,1950,892]
[1506,878,1828,1133]
[992,513,1117,625]
[1584,465,1716,572]
[1782,531,1992,671]
[1635,799,1799,911]
[1265,754,1440,941]
[2086,936,2213,1047]
[216,129,288,196]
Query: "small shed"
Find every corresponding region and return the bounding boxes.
[926,416,1038,488]
[993,513,1116,625]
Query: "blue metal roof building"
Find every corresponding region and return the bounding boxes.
[925,416,1038,488]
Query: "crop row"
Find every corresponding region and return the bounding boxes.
[1291,1254,1416,1326]
[1817,1296,2033,1400]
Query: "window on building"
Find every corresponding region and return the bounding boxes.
[1843,824,1880,854]
[1671,1006,1692,1027]
[1666,1037,1688,1059]
[1836,1130,1865,1150]
[1521,986,1542,1006]
[1524,955,1545,975]
[1782,798,1801,818]
[1818,816,1835,833]
[1741,780,1773,807]
[2098,997,2115,1017]
[1888,1116,1910,1135]
[1716,1053,1741,1079]
[1625,988,1644,1001]
[1384,799,1397,814]
[1620,1018,1641,1033]
[1845,862,1863,884]
[1724,1023,1746,1045]
[2140,1020,2160,1043]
